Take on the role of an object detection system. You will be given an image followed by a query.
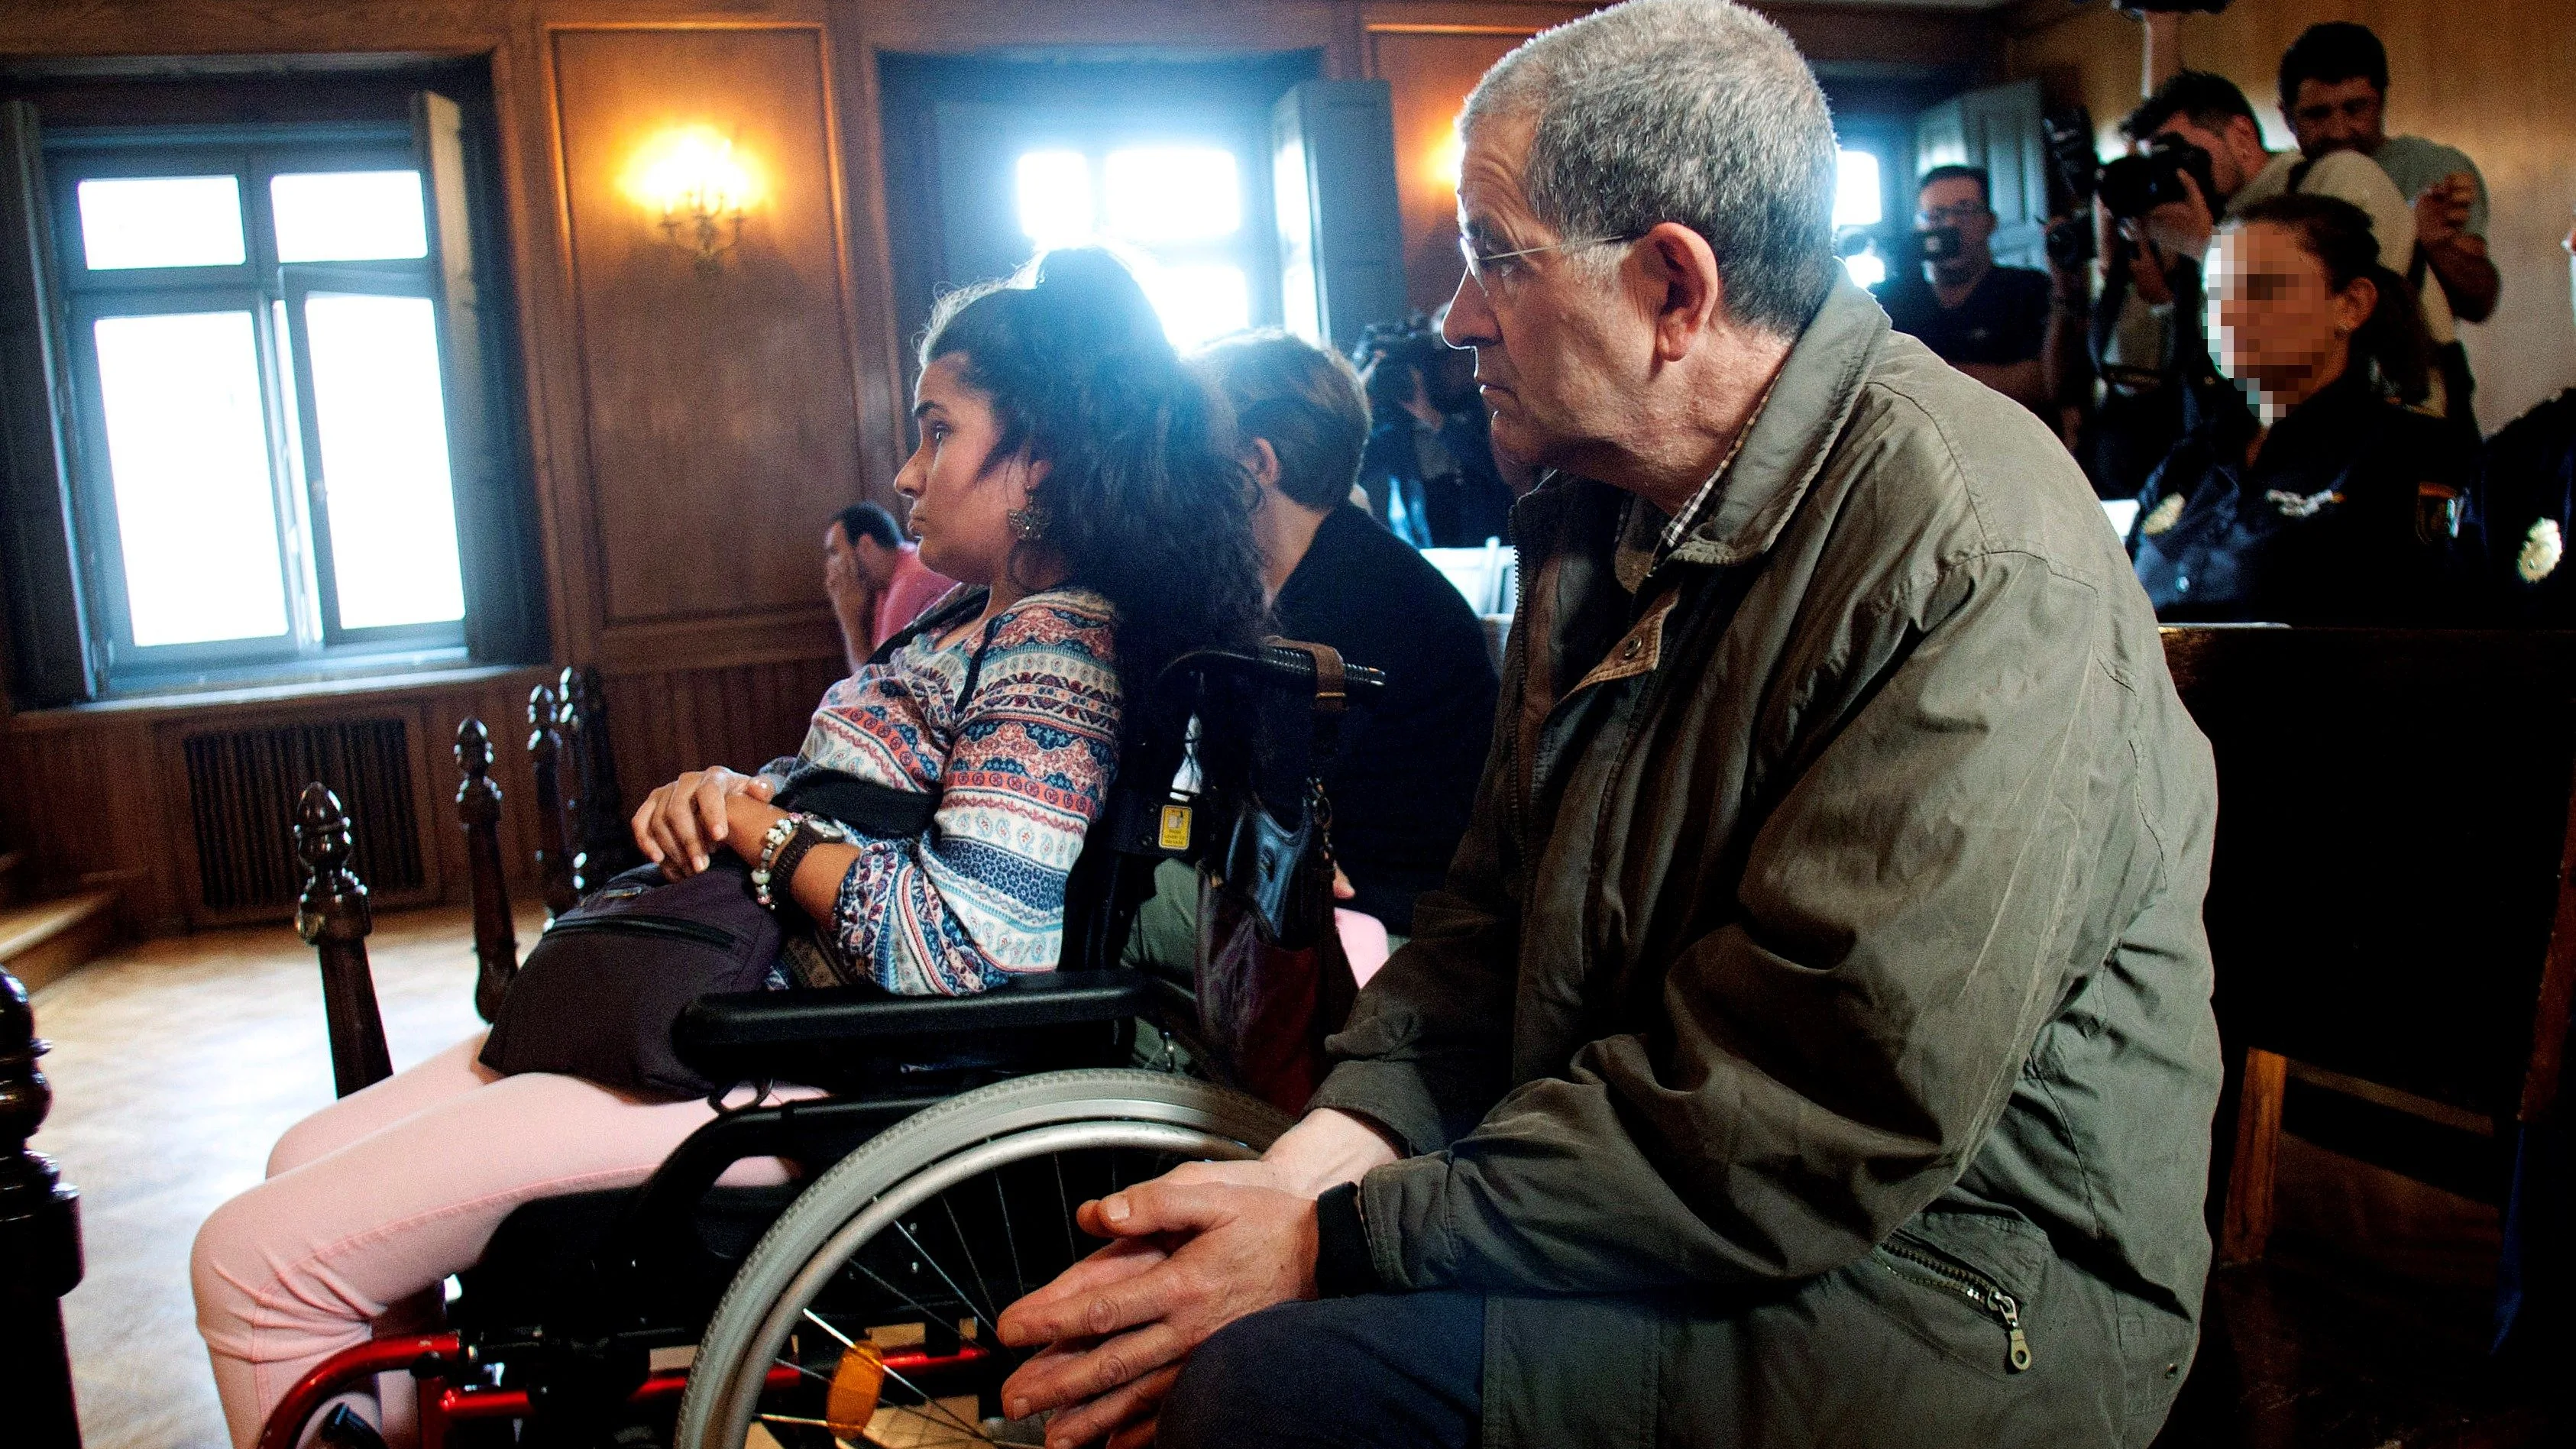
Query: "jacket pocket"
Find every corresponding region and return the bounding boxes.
[1844,1218,2049,1382]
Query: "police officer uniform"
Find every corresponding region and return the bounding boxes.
[2475,390,2576,626]
[2131,369,2475,624]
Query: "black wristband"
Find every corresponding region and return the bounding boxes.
[764,820,829,916]
[1313,1182,1380,1298]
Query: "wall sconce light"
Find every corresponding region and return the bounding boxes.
[621,125,765,277]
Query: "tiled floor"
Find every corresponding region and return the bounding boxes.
[30,904,525,1449]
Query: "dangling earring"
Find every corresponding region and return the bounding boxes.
[1007,504,1050,542]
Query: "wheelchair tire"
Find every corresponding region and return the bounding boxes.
[673,1068,1290,1449]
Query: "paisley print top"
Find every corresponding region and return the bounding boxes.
[792,586,1121,995]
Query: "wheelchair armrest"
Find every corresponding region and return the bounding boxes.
[673,969,1160,1079]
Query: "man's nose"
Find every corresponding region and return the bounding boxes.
[1442,272,1496,349]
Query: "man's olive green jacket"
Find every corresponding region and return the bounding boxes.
[1311,281,2222,1447]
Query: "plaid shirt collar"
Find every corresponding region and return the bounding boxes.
[1653,376,1780,567]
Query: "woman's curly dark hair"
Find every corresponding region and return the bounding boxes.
[918,247,1268,782]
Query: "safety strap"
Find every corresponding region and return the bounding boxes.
[1264,637,1350,768]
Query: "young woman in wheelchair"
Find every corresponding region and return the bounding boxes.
[190,247,1267,1449]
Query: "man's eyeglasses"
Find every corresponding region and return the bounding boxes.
[1916,202,1989,227]
[1457,231,1639,288]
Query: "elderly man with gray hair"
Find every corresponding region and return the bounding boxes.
[997,2,2222,1444]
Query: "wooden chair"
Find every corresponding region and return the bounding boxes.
[2161,627,2576,1263]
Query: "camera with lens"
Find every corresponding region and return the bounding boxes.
[1353,314,1471,413]
[2041,108,2099,270]
[1837,222,1960,291]
[2097,133,2218,221]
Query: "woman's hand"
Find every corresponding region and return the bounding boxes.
[631,768,781,878]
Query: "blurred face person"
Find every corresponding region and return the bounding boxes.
[1915,173,1995,286]
[2205,218,2374,420]
[894,354,1050,587]
[2286,76,2387,161]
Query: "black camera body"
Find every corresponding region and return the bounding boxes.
[1354,315,1470,413]
[2099,134,2218,221]
[2041,108,2099,270]
[1881,225,1963,280]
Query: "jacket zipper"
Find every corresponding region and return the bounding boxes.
[544,913,738,949]
[1875,1236,2033,1373]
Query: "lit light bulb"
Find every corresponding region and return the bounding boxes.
[621,125,765,275]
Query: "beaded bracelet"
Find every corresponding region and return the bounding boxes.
[749,813,804,908]
[760,817,849,914]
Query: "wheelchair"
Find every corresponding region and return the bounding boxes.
[256,644,1383,1449]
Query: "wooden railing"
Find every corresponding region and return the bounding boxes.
[297,663,634,1088]
[0,965,83,1448]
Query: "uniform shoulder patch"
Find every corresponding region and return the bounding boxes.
[2519,517,2564,584]
[2140,492,2186,537]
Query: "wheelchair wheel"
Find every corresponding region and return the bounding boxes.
[674,1069,1290,1449]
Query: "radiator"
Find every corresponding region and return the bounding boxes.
[182,718,426,912]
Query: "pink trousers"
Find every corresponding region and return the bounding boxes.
[189,1033,802,1449]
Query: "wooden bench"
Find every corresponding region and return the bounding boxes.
[2161,627,2576,1263]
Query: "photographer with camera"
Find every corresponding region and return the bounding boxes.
[2085,71,2416,497]
[1353,313,1517,547]
[1875,165,2055,418]
[2269,21,2494,421]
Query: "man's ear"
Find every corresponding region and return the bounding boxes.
[1246,436,1283,491]
[1635,221,1725,362]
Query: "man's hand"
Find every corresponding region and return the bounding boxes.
[2415,171,2475,251]
[2411,171,2500,322]
[2140,170,2215,266]
[998,1180,1319,1448]
[2122,225,2176,308]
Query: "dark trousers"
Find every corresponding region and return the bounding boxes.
[1160,1291,1485,1448]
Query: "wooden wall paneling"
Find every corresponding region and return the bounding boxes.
[838,0,1360,66]
[548,24,868,652]
[0,713,171,930]
[2006,0,2576,435]
[825,12,908,514]
[0,2,519,59]
[599,654,842,811]
[0,668,549,934]
[1365,25,1545,313]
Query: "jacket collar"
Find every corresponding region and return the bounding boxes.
[1509,279,1889,592]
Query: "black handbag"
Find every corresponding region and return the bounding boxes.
[1191,639,1360,1112]
[480,605,1001,1100]
[477,859,785,1100]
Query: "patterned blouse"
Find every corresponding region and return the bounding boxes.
[791,586,1122,995]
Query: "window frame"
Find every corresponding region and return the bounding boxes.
[45,122,468,686]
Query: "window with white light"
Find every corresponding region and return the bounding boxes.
[1011,141,1257,350]
[1833,147,1888,289]
[53,134,470,679]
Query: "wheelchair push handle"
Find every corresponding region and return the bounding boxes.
[1158,644,1387,703]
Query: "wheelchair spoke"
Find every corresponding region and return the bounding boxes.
[895,1218,1000,1340]
[839,1262,956,1345]
[874,1360,992,1442]
[773,1354,836,1386]
[1052,1155,1075,1264]
[993,1171,1027,1305]
[939,1192,1002,1329]
[871,1405,1007,1449]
